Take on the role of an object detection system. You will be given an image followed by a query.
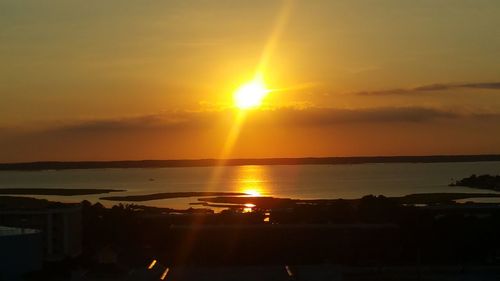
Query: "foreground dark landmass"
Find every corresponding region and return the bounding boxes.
[77,193,500,271]
[6,192,500,280]
[100,192,247,202]
[0,188,123,196]
[1,154,500,170]
[451,174,500,191]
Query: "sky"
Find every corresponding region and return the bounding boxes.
[1,0,500,162]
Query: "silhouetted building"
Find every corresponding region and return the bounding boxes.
[0,225,43,281]
[0,197,82,261]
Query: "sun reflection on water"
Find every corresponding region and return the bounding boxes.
[236,165,270,197]
[243,203,256,213]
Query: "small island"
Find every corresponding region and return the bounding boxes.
[450,174,500,191]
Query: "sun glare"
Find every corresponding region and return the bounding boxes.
[234,78,269,109]
[244,189,262,197]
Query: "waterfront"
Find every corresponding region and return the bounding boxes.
[1,161,499,209]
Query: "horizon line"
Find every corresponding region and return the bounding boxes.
[1,154,500,171]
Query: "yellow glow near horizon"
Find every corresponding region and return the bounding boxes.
[234,77,269,109]
[244,189,262,197]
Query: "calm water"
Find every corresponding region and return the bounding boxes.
[0,162,499,209]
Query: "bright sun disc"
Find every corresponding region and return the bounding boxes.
[234,78,269,109]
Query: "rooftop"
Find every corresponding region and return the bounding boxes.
[0,225,40,236]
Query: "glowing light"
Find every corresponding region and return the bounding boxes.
[160,268,170,280]
[243,203,256,213]
[148,259,157,269]
[264,212,270,222]
[234,77,269,109]
[244,189,262,197]
[285,265,294,277]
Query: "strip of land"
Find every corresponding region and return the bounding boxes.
[197,193,500,209]
[1,154,500,170]
[0,188,123,196]
[100,192,247,202]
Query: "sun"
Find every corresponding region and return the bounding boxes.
[234,77,269,109]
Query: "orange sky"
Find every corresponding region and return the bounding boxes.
[1,0,500,161]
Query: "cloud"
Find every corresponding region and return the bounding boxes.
[55,113,186,132]
[31,106,466,137]
[356,82,500,96]
[47,111,220,134]
[459,82,500,90]
[3,106,497,140]
[1,107,500,162]
[259,106,459,126]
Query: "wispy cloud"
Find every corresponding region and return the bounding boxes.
[29,106,481,136]
[356,82,500,96]
[259,107,459,126]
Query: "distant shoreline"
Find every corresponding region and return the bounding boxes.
[1,154,500,171]
[0,188,123,196]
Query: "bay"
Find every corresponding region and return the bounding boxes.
[0,161,499,209]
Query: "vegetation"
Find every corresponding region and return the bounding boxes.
[74,193,500,267]
[451,174,500,191]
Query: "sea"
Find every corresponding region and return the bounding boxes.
[1,161,499,209]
